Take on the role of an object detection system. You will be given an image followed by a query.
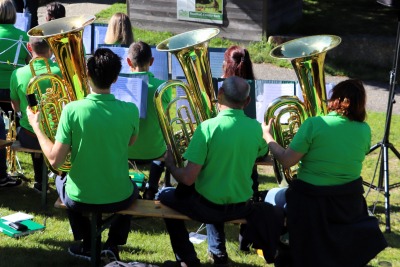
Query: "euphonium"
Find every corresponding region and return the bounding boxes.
[5,110,18,175]
[266,35,341,185]
[155,28,220,167]
[26,15,95,174]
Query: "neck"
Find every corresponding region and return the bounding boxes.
[91,87,110,94]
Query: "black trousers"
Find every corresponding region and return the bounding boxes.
[12,0,39,28]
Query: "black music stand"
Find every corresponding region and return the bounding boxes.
[364,0,400,233]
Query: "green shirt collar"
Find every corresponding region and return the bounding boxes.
[217,108,245,117]
[132,71,154,78]
[86,93,116,101]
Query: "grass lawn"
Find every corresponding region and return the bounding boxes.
[0,111,399,266]
[1,1,399,266]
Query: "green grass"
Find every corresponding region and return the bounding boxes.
[1,112,399,266]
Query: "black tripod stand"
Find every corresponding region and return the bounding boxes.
[364,0,400,233]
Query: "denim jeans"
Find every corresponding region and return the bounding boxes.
[159,187,252,264]
[56,175,139,246]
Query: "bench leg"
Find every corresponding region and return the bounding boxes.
[41,161,48,209]
[91,213,102,267]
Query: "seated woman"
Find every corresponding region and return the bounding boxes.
[104,12,134,46]
[263,79,387,267]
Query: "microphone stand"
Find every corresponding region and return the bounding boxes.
[363,8,400,233]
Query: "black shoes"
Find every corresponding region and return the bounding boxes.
[0,175,22,188]
[207,251,229,267]
[68,242,91,261]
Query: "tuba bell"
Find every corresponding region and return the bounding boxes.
[26,15,95,174]
[266,35,341,185]
[154,28,220,167]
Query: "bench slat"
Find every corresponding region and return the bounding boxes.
[54,198,246,224]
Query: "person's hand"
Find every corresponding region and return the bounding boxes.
[26,106,41,131]
[164,145,176,170]
[262,118,275,143]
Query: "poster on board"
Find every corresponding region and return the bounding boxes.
[177,0,223,25]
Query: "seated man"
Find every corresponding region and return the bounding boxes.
[27,48,140,261]
[126,41,172,199]
[10,37,62,192]
[159,76,269,267]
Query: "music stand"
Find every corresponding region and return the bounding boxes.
[364,0,400,233]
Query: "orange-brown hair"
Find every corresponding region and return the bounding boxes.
[222,45,255,80]
[327,79,367,122]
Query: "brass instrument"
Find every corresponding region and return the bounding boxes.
[155,28,220,167]
[4,110,19,175]
[26,15,95,174]
[266,35,341,185]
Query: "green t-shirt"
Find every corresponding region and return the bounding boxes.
[184,109,269,204]
[55,93,140,204]
[0,24,29,89]
[10,59,62,133]
[128,71,171,159]
[289,112,371,186]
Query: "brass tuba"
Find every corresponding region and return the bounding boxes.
[154,28,220,167]
[266,35,341,185]
[26,15,95,174]
[4,110,19,175]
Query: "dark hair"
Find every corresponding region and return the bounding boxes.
[220,76,250,106]
[327,79,367,122]
[46,2,65,20]
[128,41,152,68]
[87,48,122,89]
[222,45,255,80]
[0,0,16,24]
[29,37,50,55]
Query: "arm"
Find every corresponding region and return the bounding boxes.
[128,134,137,146]
[262,118,304,168]
[164,147,202,186]
[11,100,20,113]
[27,107,70,169]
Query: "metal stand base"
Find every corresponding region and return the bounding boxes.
[363,9,400,233]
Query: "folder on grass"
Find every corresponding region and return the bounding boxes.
[0,219,45,238]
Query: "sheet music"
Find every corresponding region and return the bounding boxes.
[111,74,149,118]
[295,82,336,102]
[171,56,184,79]
[98,45,130,74]
[255,81,296,123]
[93,24,108,51]
[15,12,31,32]
[150,47,169,81]
[209,48,226,78]
[83,25,92,55]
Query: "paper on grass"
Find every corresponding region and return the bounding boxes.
[1,212,33,223]
[189,232,207,244]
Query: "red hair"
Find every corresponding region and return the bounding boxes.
[327,79,367,122]
[222,45,255,80]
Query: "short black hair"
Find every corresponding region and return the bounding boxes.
[46,2,65,20]
[127,41,152,68]
[87,48,122,89]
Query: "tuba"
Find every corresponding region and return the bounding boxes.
[4,110,19,175]
[26,15,95,174]
[266,35,341,185]
[154,28,220,167]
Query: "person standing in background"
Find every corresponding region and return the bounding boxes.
[12,0,38,28]
[104,12,134,46]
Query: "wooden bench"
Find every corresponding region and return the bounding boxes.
[54,198,246,267]
[11,140,48,208]
[0,139,13,149]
